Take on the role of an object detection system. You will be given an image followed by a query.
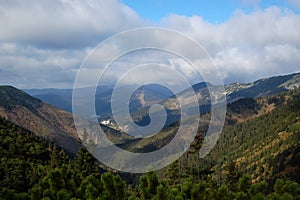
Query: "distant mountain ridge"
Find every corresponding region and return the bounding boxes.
[26,84,174,120]
[23,72,300,134]
[25,86,113,114]
[225,72,300,102]
[25,72,300,118]
[129,72,300,130]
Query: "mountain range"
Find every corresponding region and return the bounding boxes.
[23,73,300,133]
[25,84,173,120]
[0,71,300,189]
[0,72,299,151]
[125,72,300,132]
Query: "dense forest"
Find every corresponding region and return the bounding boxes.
[1,90,300,199]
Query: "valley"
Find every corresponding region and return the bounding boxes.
[0,72,300,199]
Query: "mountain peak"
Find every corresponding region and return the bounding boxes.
[0,85,42,111]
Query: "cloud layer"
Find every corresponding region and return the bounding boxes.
[163,7,300,83]
[0,0,143,88]
[0,0,142,48]
[0,1,299,88]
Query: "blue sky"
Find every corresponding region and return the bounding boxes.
[121,0,299,23]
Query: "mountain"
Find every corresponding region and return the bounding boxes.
[225,72,300,102]
[2,112,299,200]
[128,84,174,112]
[96,86,300,184]
[13,72,300,152]
[0,86,133,154]
[25,72,300,128]
[0,86,81,153]
[1,75,300,199]
[125,88,300,183]
[25,86,113,114]
[26,84,173,120]
[198,89,300,183]
[129,72,300,129]
[170,72,300,108]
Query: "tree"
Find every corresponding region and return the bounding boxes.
[191,182,206,200]
[101,172,116,199]
[249,180,268,197]
[238,174,251,193]
[146,172,159,195]
[166,161,180,184]
[73,146,97,177]
[139,175,150,200]
[156,184,166,200]
[251,192,267,200]
[56,189,71,200]
[113,175,126,200]
[283,180,300,197]
[215,185,232,200]
[226,161,239,190]
[166,187,184,200]
[274,179,285,195]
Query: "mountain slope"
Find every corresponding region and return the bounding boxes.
[26,84,173,120]
[0,86,81,153]
[210,89,300,183]
[25,72,299,129]
[0,86,136,154]
[97,88,300,185]
[129,72,300,129]
[226,72,300,102]
[3,114,299,200]
[25,86,112,114]
[168,89,300,184]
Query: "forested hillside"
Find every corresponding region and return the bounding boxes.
[1,118,300,200]
[160,89,300,188]
[1,89,300,199]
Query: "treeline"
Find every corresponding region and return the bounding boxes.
[1,89,300,199]
[207,90,300,183]
[1,117,300,200]
[163,89,300,185]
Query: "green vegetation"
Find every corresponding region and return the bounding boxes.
[1,115,299,200]
[0,87,300,199]
[227,98,261,116]
[207,89,300,183]
[0,117,299,200]
[159,89,300,187]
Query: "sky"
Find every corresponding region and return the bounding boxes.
[0,0,299,89]
[121,0,298,23]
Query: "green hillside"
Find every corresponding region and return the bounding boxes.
[0,84,300,199]
[1,114,300,199]
[212,90,300,183]
[160,89,300,187]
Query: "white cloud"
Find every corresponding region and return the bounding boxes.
[0,0,145,88]
[0,0,143,48]
[162,6,300,83]
[0,1,299,88]
[287,0,300,9]
[0,43,86,88]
